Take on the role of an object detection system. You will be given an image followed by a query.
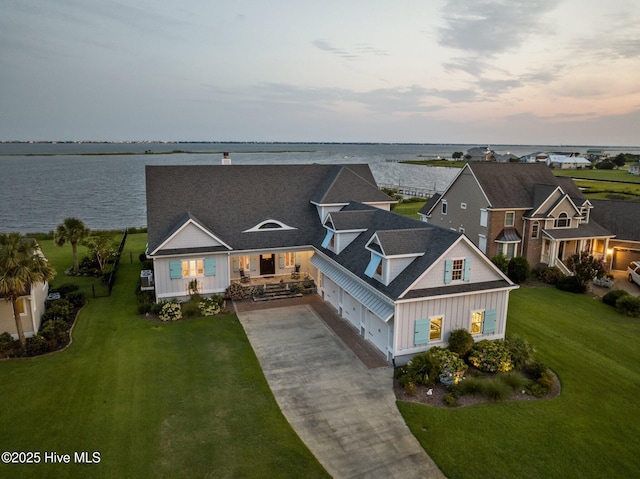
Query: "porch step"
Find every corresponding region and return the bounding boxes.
[252,292,304,302]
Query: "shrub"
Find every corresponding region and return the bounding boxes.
[25,335,49,356]
[468,340,513,372]
[447,329,474,357]
[526,369,555,398]
[497,371,528,391]
[504,335,535,370]
[615,295,640,317]
[182,301,201,318]
[42,299,73,323]
[54,283,80,296]
[491,254,509,274]
[0,332,18,354]
[39,320,69,346]
[136,290,155,314]
[198,297,221,316]
[429,347,468,385]
[404,381,417,396]
[482,377,513,401]
[159,301,182,322]
[458,376,486,396]
[522,359,547,381]
[65,291,87,308]
[507,256,530,284]
[405,352,438,386]
[538,266,564,285]
[443,393,459,407]
[602,289,629,307]
[556,275,586,293]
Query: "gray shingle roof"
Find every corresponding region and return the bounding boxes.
[146,164,392,253]
[589,200,640,241]
[317,202,462,299]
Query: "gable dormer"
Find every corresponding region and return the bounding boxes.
[321,212,368,254]
[364,230,425,286]
[151,212,231,255]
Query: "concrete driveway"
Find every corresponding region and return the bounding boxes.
[237,304,445,479]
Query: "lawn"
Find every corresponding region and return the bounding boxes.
[393,200,427,219]
[0,233,328,479]
[397,286,640,479]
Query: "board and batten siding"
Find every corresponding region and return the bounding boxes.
[154,254,229,300]
[160,222,226,250]
[394,289,509,356]
[412,242,499,290]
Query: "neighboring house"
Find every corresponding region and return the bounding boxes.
[547,155,591,169]
[520,152,548,163]
[586,149,608,162]
[628,162,640,175]
[0,271,50,340]
[418,163,614,274]
[146,162,518,364]
[590,200,640,270]
[464,146,495,162]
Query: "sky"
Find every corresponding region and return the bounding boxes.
[1,0,639,145]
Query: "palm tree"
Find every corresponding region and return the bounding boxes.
[54,218,90,274]
[0,233,56,347]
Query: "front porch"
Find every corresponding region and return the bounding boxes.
[541,233,610,274]
[228,271,317,302]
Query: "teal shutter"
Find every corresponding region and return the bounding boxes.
[444,259,453,284]
[232,257,239,272]
[364,254,382,277]
[321,230,334,248]
[169,261,182,279]
[204,258,216,276]
[463,257,471,282]
[279,254,285,269]
[250,256,258,271]
[414,319,430,345]
[482,309,497,334]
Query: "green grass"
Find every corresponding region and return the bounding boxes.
[553,167,640,182]
[0,234,328,479]
[397,286,640,479]
[393,200,427,219]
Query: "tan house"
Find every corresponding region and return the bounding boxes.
[1,280,50,340]
[419,163,614,274]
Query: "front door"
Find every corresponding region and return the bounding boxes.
[260,254,275,275]
[557,241,565,262]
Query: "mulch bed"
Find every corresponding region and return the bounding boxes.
[393,369,562,408]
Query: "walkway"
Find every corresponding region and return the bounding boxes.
[236,297,445,479]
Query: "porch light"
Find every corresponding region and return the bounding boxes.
[606,248,613,257]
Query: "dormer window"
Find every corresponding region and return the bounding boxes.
[243,219,296,233]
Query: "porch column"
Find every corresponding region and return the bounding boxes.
[548,240,557,267]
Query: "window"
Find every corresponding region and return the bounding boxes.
[238,255,251,271]
[460,202,467,210]
[555,212,570,228]
[480,209,488,227]
[16,298,27,316]
[330,233,335,249]
[471,311,483,335]
[505,211,515,227]
[441,200,448,215]
[364,254,383,278]
[182,259,204,277]
[499,242,517,260]
[430,317,442,341]
[375,260,383,276]
[451,259,464,281]
[478,234,487,253]
[531,221,539,239]
[284,252,295,268]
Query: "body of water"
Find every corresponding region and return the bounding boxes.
[1,142,638,233]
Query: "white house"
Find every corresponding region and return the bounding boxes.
[145,162,518,364]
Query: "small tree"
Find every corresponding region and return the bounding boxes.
[54,218,90,274]
[612,153,626,168]
[452,151,464,159]
[83,234,117,273]
[565,251,606,291]
[507,256,530,283]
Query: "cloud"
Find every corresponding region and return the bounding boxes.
[312,39,389,62]
[438,0,559,55]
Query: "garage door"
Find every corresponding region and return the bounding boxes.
[342,292,361,329]
[612,248,640,270]
[323,277,340,313]
[366,310,388,356]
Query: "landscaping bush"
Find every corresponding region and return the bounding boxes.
[65,291,87,308]
[198,297,221,316]
[181,301,201,318]
[522,359,547,381]
[25,335,49,356]
[504,334,535,370]
[136,290,155,314]
[405,352,438,386]
[556,275,586,293]
[458,376,486,396]
[158,301,182,321]
[507,256,530,284]
[429,347,468,385]
[447,329,474,357]
[468,340,513,372]
[39,319,69,346]
[497,371,528,391]
[538,266,564,285]
[42,299,73,323]
[602,289,629,307]
[0,332,18,355]
[615,295,640,317]
[482,377,514,401]
[491,254,509,274]
[53,283,80,296]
